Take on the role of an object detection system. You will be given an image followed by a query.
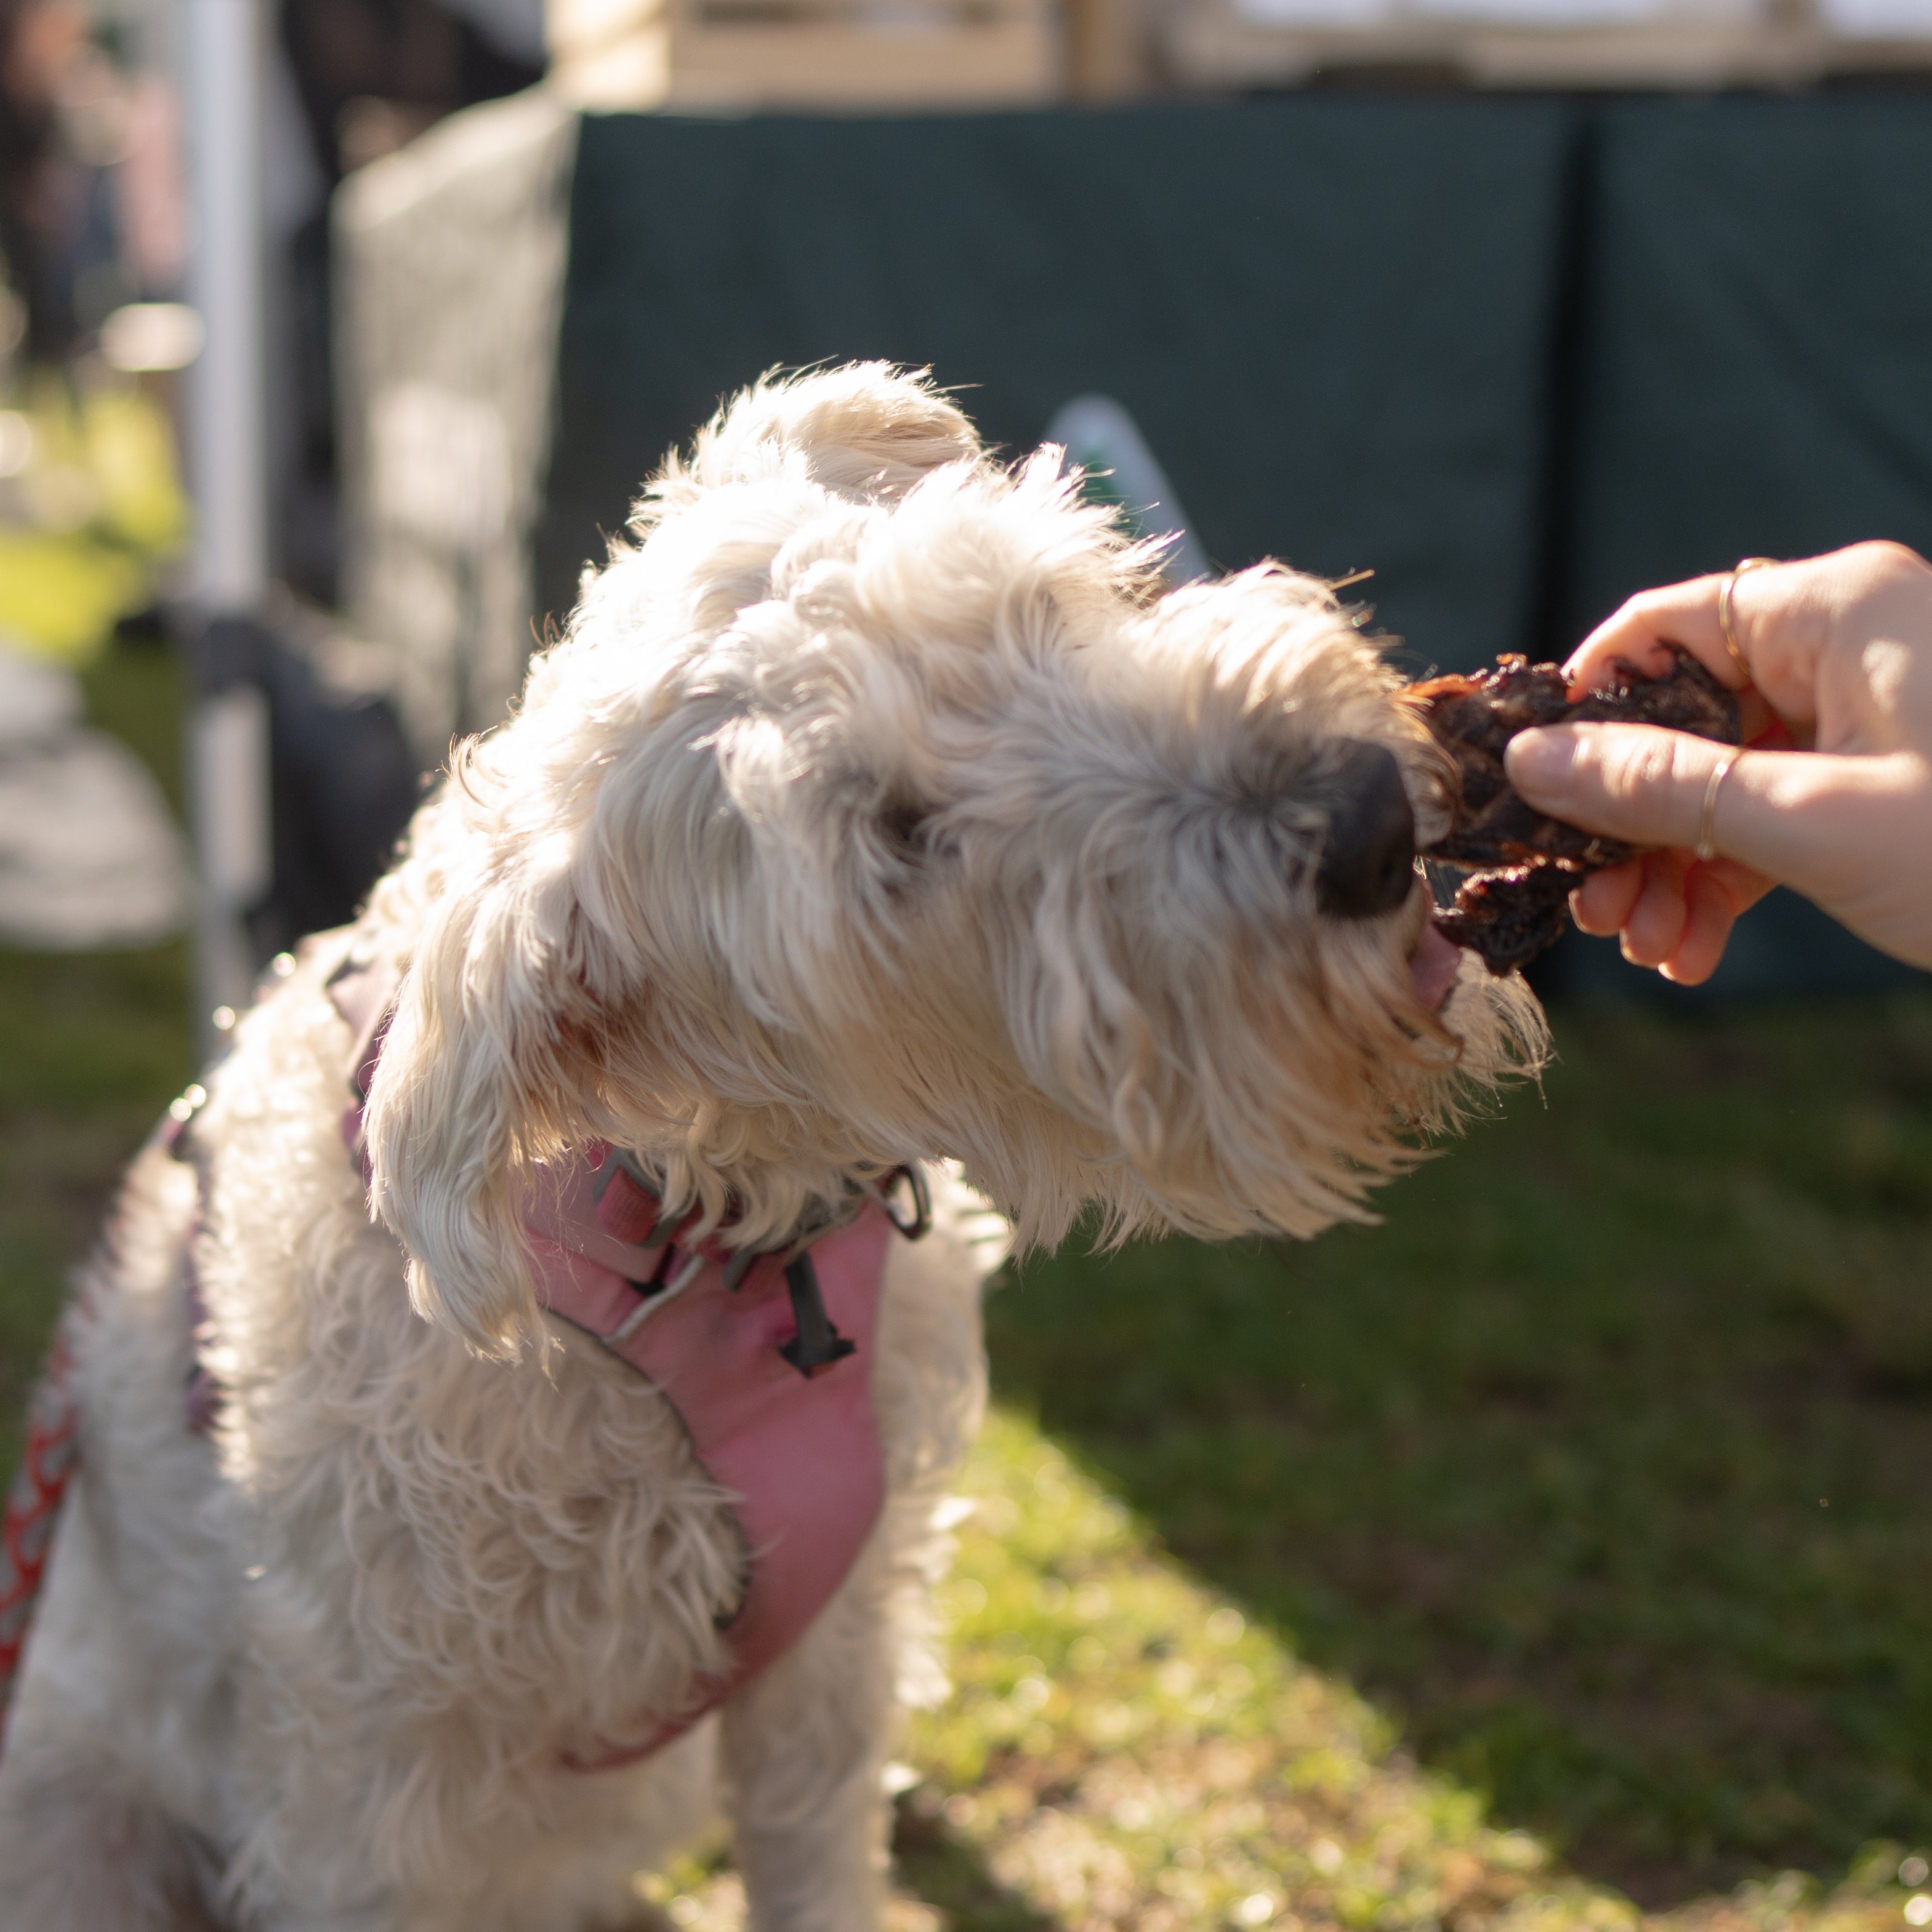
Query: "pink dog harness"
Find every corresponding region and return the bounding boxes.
[0,941,925,1765]
[324,941,925,1767]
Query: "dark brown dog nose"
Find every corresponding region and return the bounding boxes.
[1315,739,1417,920]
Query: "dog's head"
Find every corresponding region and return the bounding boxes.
[366,364,1544,1354]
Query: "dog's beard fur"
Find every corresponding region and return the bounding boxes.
[363,363,1545,1359]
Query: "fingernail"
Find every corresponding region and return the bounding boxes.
[1505,728,1574,795]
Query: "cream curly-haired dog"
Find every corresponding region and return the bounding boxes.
[0,365,1540,1931]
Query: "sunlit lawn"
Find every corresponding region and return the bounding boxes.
[6,642,1932,1931]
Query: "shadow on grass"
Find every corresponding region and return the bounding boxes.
[893,1796,1062,1931]
[991,994,1932,1910]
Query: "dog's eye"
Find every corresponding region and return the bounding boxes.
[878,797,929,864]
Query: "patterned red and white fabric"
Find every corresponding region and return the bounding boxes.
[0,1302,83,1739]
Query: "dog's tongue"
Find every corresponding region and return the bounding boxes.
[1411,919,1465,1011]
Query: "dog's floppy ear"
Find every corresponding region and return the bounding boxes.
[363,859,580,1358]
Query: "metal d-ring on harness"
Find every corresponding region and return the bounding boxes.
[866,1165,934,1243]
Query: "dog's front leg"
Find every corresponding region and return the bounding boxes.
[719,1558,893,1932]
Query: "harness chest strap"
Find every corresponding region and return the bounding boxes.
[326,941,913,1768]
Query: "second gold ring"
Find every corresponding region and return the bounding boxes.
[1696,748,1742,863]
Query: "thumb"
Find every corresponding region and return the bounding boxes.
[1505,722,1730,853]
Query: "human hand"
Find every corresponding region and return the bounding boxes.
[1501,542,1932,984]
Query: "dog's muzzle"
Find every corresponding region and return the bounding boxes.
[1314,739,1417,920]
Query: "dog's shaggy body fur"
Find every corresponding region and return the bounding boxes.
[0,366,1541,1931]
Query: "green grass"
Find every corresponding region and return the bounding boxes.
[0,943,191,1421]
[0,640,195,1426]
[9,640,1932,1931]
[990,1002,1932,1911]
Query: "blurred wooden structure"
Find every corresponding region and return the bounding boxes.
[1160,0,1932,89]
[550,0,1932,105]
[547,0,1061,111]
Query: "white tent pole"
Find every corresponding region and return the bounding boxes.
[183,0,273,1043]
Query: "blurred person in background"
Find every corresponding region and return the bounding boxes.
[0,0,545,948]
[1,0,548,616]
[0,0,83,365]
[0,0,191,948]
[0,0,188,666]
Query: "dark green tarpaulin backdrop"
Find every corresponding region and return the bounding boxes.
[534,95,1932,996]
[537,99,1575,678]
[1564,97,1932,648]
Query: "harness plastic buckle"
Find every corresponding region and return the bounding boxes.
[777,1252,857,1378]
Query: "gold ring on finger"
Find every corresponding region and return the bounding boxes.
[1696,747,1742,863]
[1717,556,1777,686]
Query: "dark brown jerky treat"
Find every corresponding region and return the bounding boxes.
[1409,646,1739,872]
[1433,864,1579,976]
[1408,646,1740,974]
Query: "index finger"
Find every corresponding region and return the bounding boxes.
[1564,573,1789,746]
[1563,574,1742,695]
